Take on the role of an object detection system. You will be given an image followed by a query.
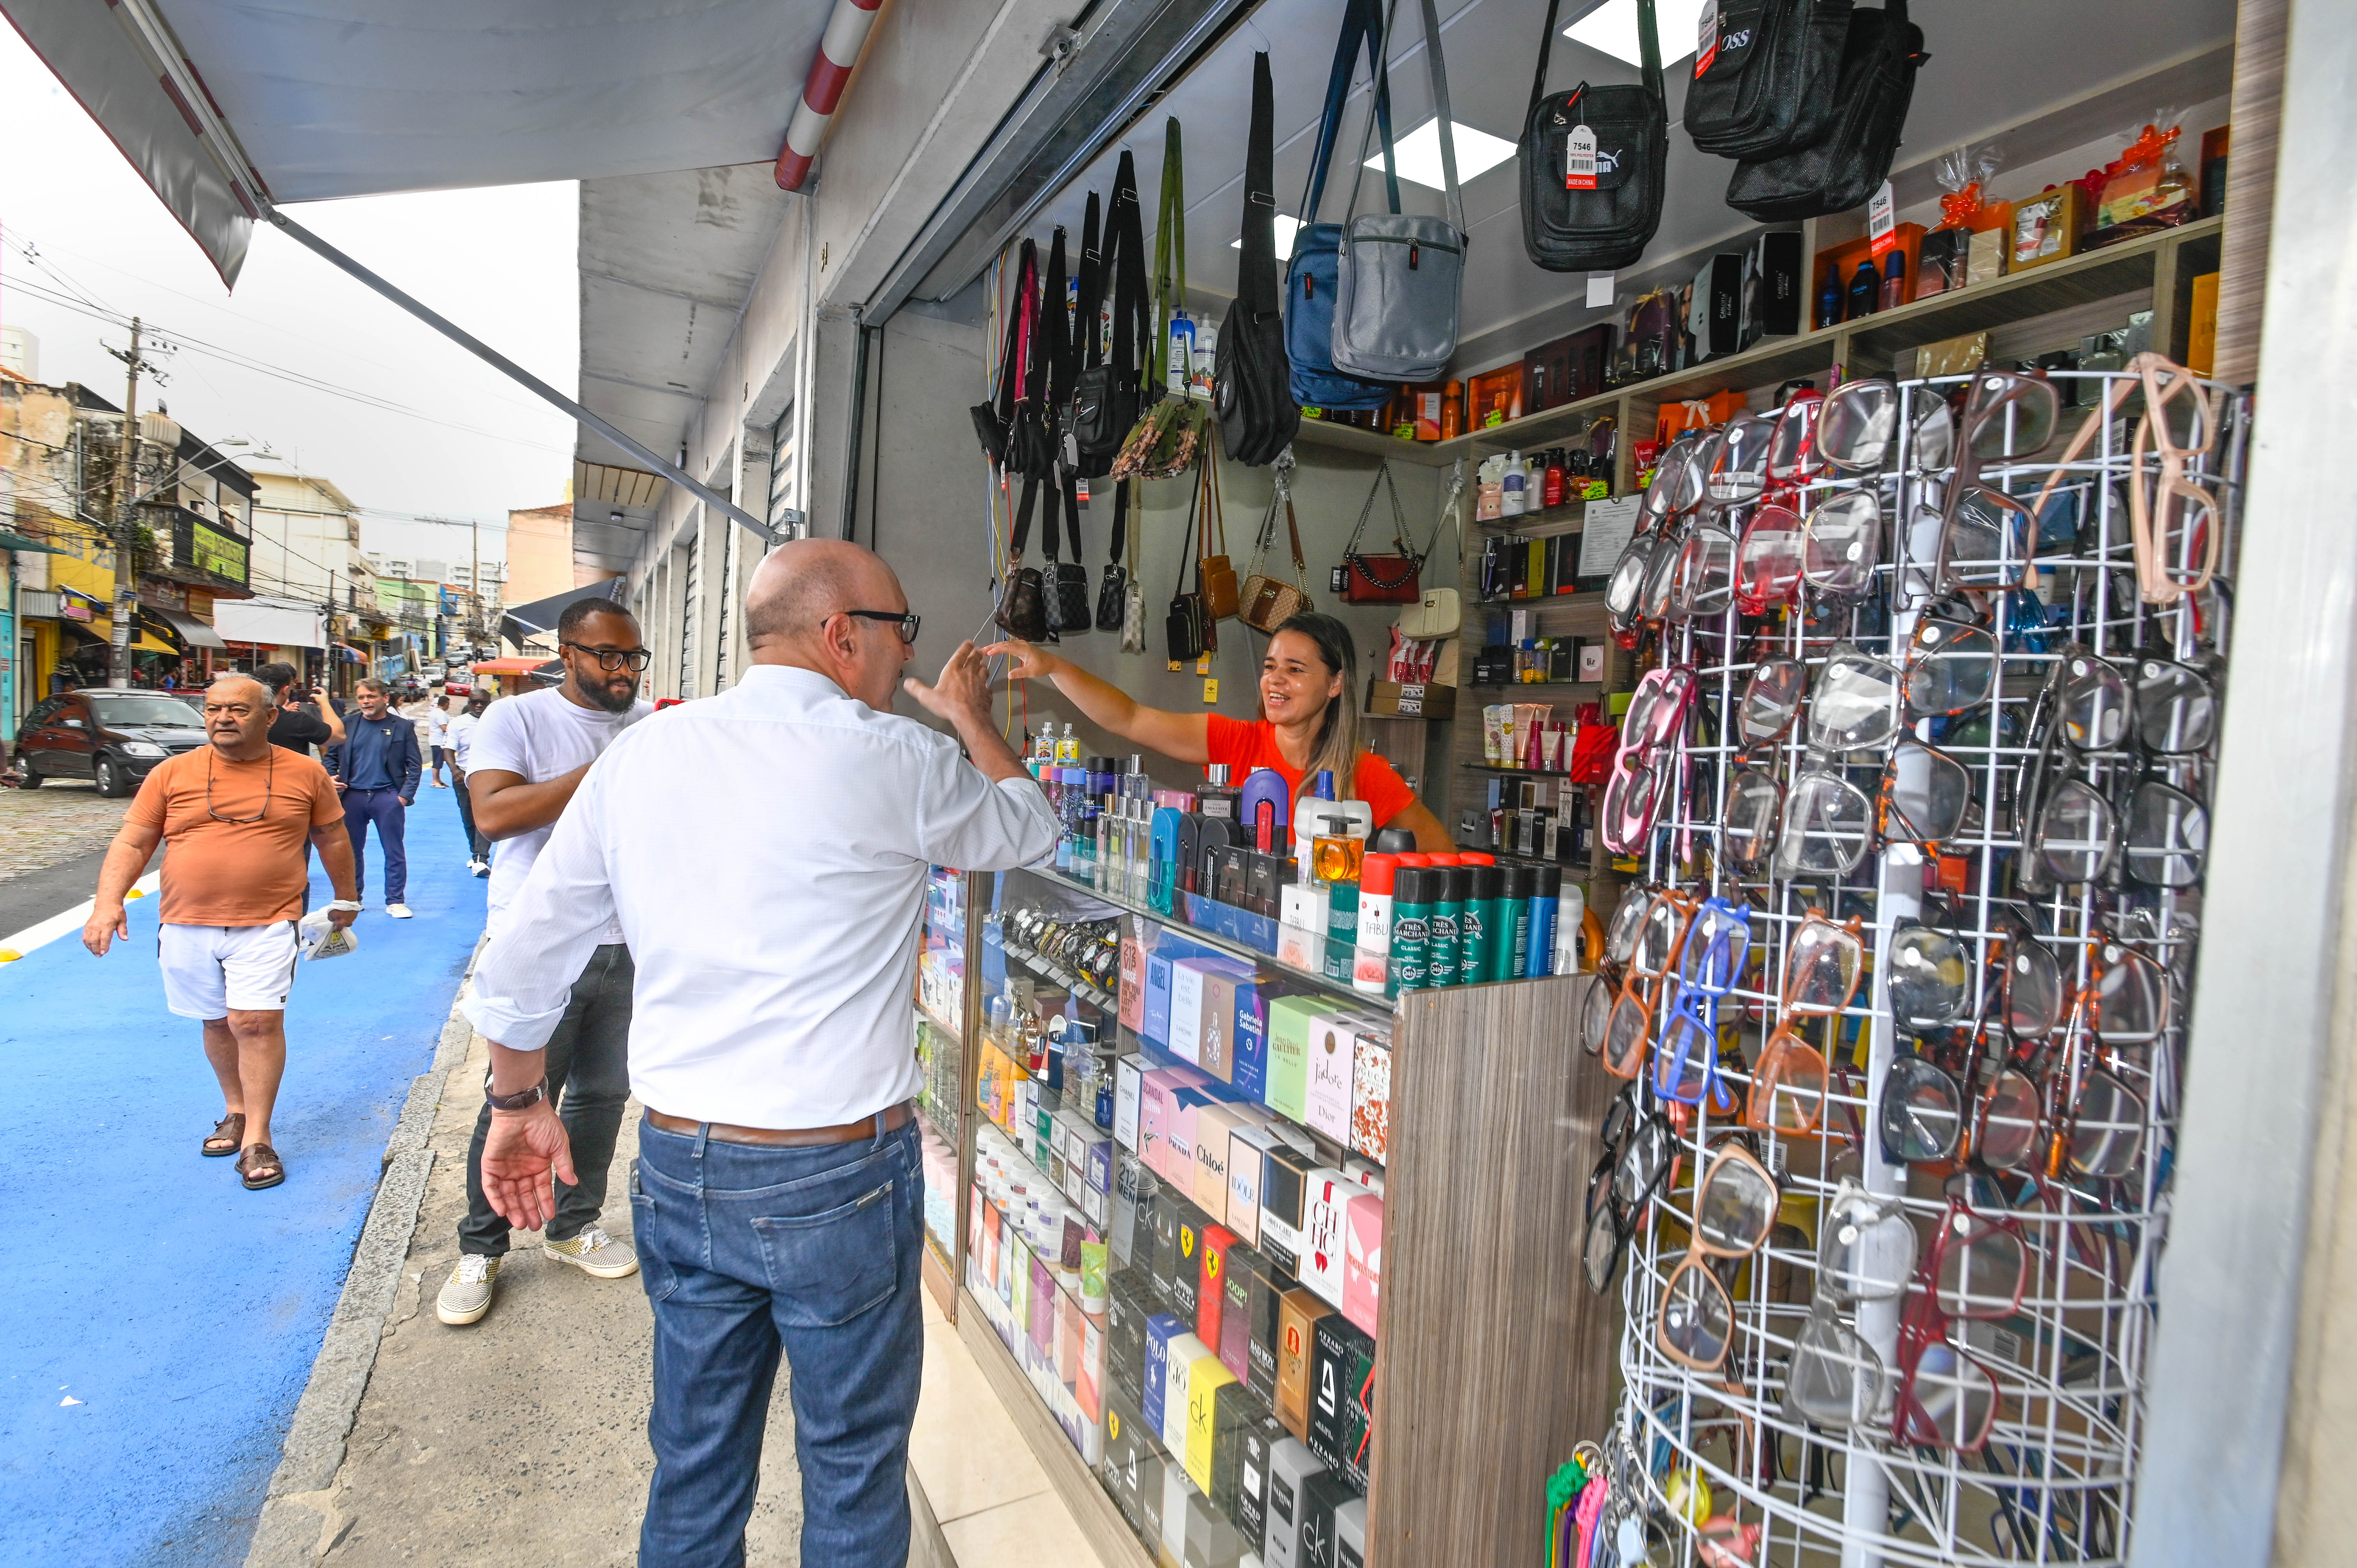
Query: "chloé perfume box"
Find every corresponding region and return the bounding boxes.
[1261,1437,1330,1568]
[1193,1104,1244,1222]
[1274,1287,1335,1440]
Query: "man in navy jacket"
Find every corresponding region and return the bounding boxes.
[328,677,424,918]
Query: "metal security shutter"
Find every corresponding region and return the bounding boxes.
[677,527,701,698]
[767,405,799,538]
[713,521,740,689]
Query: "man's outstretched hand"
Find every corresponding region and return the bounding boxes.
[481,1102,578,1230]
[903,639,993,729]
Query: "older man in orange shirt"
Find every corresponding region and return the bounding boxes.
[84,674,358,1191]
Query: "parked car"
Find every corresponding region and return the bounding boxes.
[13,689,211,796]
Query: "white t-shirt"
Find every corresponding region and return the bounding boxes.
[448,710,481,769]
[428,706,452,745]
[468,687,652,940]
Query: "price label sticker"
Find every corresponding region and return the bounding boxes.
[1564,125,1598,191]
[1196,655,1212,676]
[1585,270,1615,308]
[1694,3,1719,75]
[1203,678,1219,703]
[1868,180,1898,256]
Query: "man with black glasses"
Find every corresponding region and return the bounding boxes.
[437,598,653,1325]
[80,675,357,1192]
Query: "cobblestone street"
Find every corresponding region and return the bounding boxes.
[0,780,130,883]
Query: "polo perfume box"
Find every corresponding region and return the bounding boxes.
[1303,1014,1363,1145]
[1194,1104,1244,1221]
[1262,1438,1330,1568]
[1263,995,1327,1121]
[1349,1028,1391,1164]
[1245,1254,1294,1403]
[1302,1171,1376,1309]
[1275,1287,1336,1440]
[1115,1054,1146,1151]
[1143,1311,1188,1436]
[1227,1404,1289,1550]
[1258,1144,1315,1275]
[1307,1314,1376,1490]
[1107,1272,1153,1407]
[1334,1496,1369,1568]
[1197,1224,1240,1348]
[1163,1331,1213,1451]
[1342,1194,1383,1336]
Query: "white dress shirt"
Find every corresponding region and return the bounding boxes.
[464,665,1057,1128]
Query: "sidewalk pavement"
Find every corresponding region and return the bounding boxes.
[247,1019,806,1567]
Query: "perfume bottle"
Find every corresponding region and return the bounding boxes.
[1055,723,1081,764]
[1879,250,1908,311]
[1816,265,1843,331]
[1846,259,1880,321]
[1312,816,1364,883]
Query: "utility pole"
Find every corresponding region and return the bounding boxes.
[101,317,157,688]
[470,516,480,655]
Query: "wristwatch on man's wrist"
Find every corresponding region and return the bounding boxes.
[486,1078,549,1112]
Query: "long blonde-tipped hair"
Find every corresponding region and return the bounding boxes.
[1267,612,1366,806]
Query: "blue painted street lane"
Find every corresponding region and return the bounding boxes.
[0,786,487,1566]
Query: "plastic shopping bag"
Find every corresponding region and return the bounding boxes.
[299,909,361,961]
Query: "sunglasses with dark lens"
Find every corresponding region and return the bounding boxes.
[842,609,923,644]
[564,642,654,672]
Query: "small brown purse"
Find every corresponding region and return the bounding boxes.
[1196,440,1239,621]
[1240,457,1314,634]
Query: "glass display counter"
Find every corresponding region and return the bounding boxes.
[914,865,972,1309]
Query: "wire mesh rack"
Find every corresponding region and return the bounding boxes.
[1589,365,2247,1568]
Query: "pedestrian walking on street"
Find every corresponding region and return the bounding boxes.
[448,691,493,874]
[426,694,453,787]
[256,661,346,758]
[435,599,652,1327]
[80,674,359,1192]
[468,540,1054,1568]
[327,678,422,919]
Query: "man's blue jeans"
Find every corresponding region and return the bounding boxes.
[341,787,408,903]
[631,1114,924,1568]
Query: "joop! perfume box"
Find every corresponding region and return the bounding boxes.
[1263,995,1325,1121]
[1275,1287,1335,1440]
[1261,1437,1329,1568]
[1302,1171,1375,1308]
[1302,1014,1360,1144]
[1342,1193,1383,1336]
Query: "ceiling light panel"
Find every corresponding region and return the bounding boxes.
[1565,0,1712,67]
[1363,118,1520,190]
[1233,214,1308,253]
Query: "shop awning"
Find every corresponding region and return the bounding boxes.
[148,606,226,649]
[213,595,325,649]
[0,528,66,555]
[332,643,368,664]
[499,577,627,649]
[469,657,553,675]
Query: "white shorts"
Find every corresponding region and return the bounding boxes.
[159,921,302,1019]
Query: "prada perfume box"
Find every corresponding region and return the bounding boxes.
[1261,1437,1330,1568]
[1275,1287,1336,1440]
[1163,1087,1209,1191]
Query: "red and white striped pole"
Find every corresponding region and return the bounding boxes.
[774,0,885,191]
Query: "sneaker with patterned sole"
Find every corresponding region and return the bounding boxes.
[436,1254,501,1324]
[544,1226,639,1279]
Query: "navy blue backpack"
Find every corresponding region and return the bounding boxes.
[1285,0,1402,412]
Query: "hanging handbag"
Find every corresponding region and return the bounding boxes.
[1216,49,1301,467]
[1165,456,1210,663]
[1004,240,1057,478]
[1121,503,1147,653]
[1114,122,1206,480]
[1095,478,1131,632]
[1240,454,1315,634]
[1047,472,1092,636]
[1336,462,1436,604]
[1071,161,1150,475]
[972,238,1033,463]
[1397,588,1462,639]
[1330,0,1468,381]
[1684,0,1852,161]
[1725,0,1927,220]
[1518,0,1668,273]
[994,475,1049,642]
[1196,442,1239,621]
[1285,0,1400,411]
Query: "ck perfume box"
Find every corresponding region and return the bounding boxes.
[1261,1437,1330,1568]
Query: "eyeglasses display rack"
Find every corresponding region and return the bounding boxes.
[1588,362,2243,1568]
[943,856,1614,1568]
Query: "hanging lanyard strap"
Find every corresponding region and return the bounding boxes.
[1075,191,1104,371]
[1150,118,1187,392]
[1303,0,1400,222]
[1414,0,1465,238]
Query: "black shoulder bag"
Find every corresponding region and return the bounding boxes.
[1726,0,1926,220]
[1006,241,1057,479]
[1518,0,1667,273]
[1046,472,1092,637]
[1165,457,1210,663]
[1215,50,1301,467]
[1069,154,1148,477]
[1684,0,1852,161]
[1095,479,1132,633]
[994,473,1049,643]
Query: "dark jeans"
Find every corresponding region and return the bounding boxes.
[632,1115,923,1568]
[341,787,408,902]
[451,772,491,862]
[461,944,634,1255]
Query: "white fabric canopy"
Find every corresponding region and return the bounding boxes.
[213,596,325,649]
[3,0,830,285]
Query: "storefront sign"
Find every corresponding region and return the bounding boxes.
[190,523,248,582]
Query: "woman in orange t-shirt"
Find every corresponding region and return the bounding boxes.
[986,611,1454,849]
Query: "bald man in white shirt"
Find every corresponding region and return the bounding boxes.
[465,540,1053,1568]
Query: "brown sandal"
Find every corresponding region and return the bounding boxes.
[203,1113,246,1157]
[238,1144,286,1190]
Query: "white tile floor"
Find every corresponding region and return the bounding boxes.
[910,1286,1100,1566]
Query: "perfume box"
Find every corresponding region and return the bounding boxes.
[1137,1443,1169,1548]
[1086,1131,1114,1195]
[1263,995,1326,1121]
[1302,1014,1362,1144]
[1197,1223,1239,1347]
[1163,1459,1193,1561]
[1183,1346,1239,1494]
[1206,1382,1267,1520]
[1163,1331,1213,1451]
[1262,1437,1329,1568]
[1150,1190,1186,1311]
[1232,992,1272,1102]
[1749,229,1804,337]
[1108,1272,1153,1407]
[1193,1104,1244,1221]
[1182,1480,1245,1568]
[1275,1287,1335,1440]
[1246,1254,1295,1404]
[1226,1126,1276,1247]
[1295,1469,1358,1568]
[1199,966,1259,1084]
[1139,1070,1175,1172]
[1145,951,1176,1045]
[1350,1029,1392,1164]
[1119,933,1146,1031]
[1171,957,1250,1070]
[1115,1054,1146,1151]
[1343,1194,1383,1336]
[1302,1171,1375,1308]
[1258,1144,1315,1275]
[1966,225,2007,286]
[1164,1088,1210,1190]
[1916,225,1964,297]
[1228,1405,1289,1548]
[1111,1155,1156,1273]
[1334,1496,1369,1568]
[1219,1243,1258,1383]
[1307,1314,1376,1490]
[1144,1312,1188,1436]
[1170,1196,1210,1323]
[1101,1390,1144,1528]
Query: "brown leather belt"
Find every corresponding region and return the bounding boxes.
[645,1102,913,1147]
